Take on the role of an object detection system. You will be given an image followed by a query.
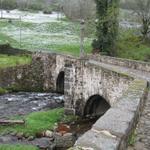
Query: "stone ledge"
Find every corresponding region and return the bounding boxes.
[87,55,150,73]
[72,79,148,150]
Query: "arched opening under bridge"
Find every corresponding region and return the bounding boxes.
[56,71,64,94]
[84,95,110,117]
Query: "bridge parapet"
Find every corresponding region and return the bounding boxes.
[87,55,150,73]
[73,79,148,150]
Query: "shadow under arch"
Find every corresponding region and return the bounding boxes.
[84,95,110,117]
[56,71,64,94]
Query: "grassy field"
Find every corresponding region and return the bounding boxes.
[0,108,64,136]
[0,144,38,150]
[0,10,150,61]
[0,18,92,56]
[0,54,31,68]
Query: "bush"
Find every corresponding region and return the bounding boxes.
[1,0,59,12]
[2,0,17,10]
[144,54,150,62]
[28,3,44,11]
[116,28,150,61]
[0,87,8,95]
[43,7,53,14]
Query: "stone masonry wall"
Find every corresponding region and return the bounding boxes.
[0,59,44,92]
[64,59,134,116]
[32,53,56,92]
[0,53,75,92]
[0,53,63,92]
[33,53,75,92]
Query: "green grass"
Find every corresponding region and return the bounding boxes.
[0,33,18,45]
[0,17,150,61]
[47,43,92,56]
[0,108,64,136]
[0,54,31,68]
[0,19,92,56]
[116,29,150,61]
[0,144,38,150]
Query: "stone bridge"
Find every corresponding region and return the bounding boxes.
[64,58,133,116]
[0,52,150,150]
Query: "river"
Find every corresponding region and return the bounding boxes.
[0,92,64,119]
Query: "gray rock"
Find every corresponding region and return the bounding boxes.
[45,130,53,138]
[0,135,18,143]
[32,137,52,149]
[48,143,56,150]
[54,132,76,149]
[16,133,24,139]
[28,136,34,141]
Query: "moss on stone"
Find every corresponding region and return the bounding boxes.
[0,87,8,95]
[6,84,44,93]
[128,129,136,146]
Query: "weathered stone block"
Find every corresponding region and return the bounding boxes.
[115,96,141,113]
[54,133,76,149]
[65,108,75,115]
[75,130,120,150]
[93,108,135,138]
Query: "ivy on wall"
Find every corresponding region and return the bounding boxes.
[92,0,119,55]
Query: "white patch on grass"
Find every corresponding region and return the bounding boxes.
[0,10,92,53]
[2,9,64,23]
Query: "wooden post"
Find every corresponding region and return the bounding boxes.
[80,19,85,57]
[19,16,22,48]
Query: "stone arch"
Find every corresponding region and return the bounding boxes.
[56,71,64,94]
[84,95,110,117]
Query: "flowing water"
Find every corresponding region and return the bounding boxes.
[0,92,64,119]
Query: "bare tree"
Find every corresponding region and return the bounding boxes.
[133,0,150,39]
[16,0,28,10]
[61,0,96,36]
[61,0,96,21]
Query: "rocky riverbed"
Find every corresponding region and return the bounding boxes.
[0,92,71,149]
[0,92,98,149]
[0,131,76,150]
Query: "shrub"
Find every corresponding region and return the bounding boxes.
[0,87,8,95]
[43,7,53,14]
